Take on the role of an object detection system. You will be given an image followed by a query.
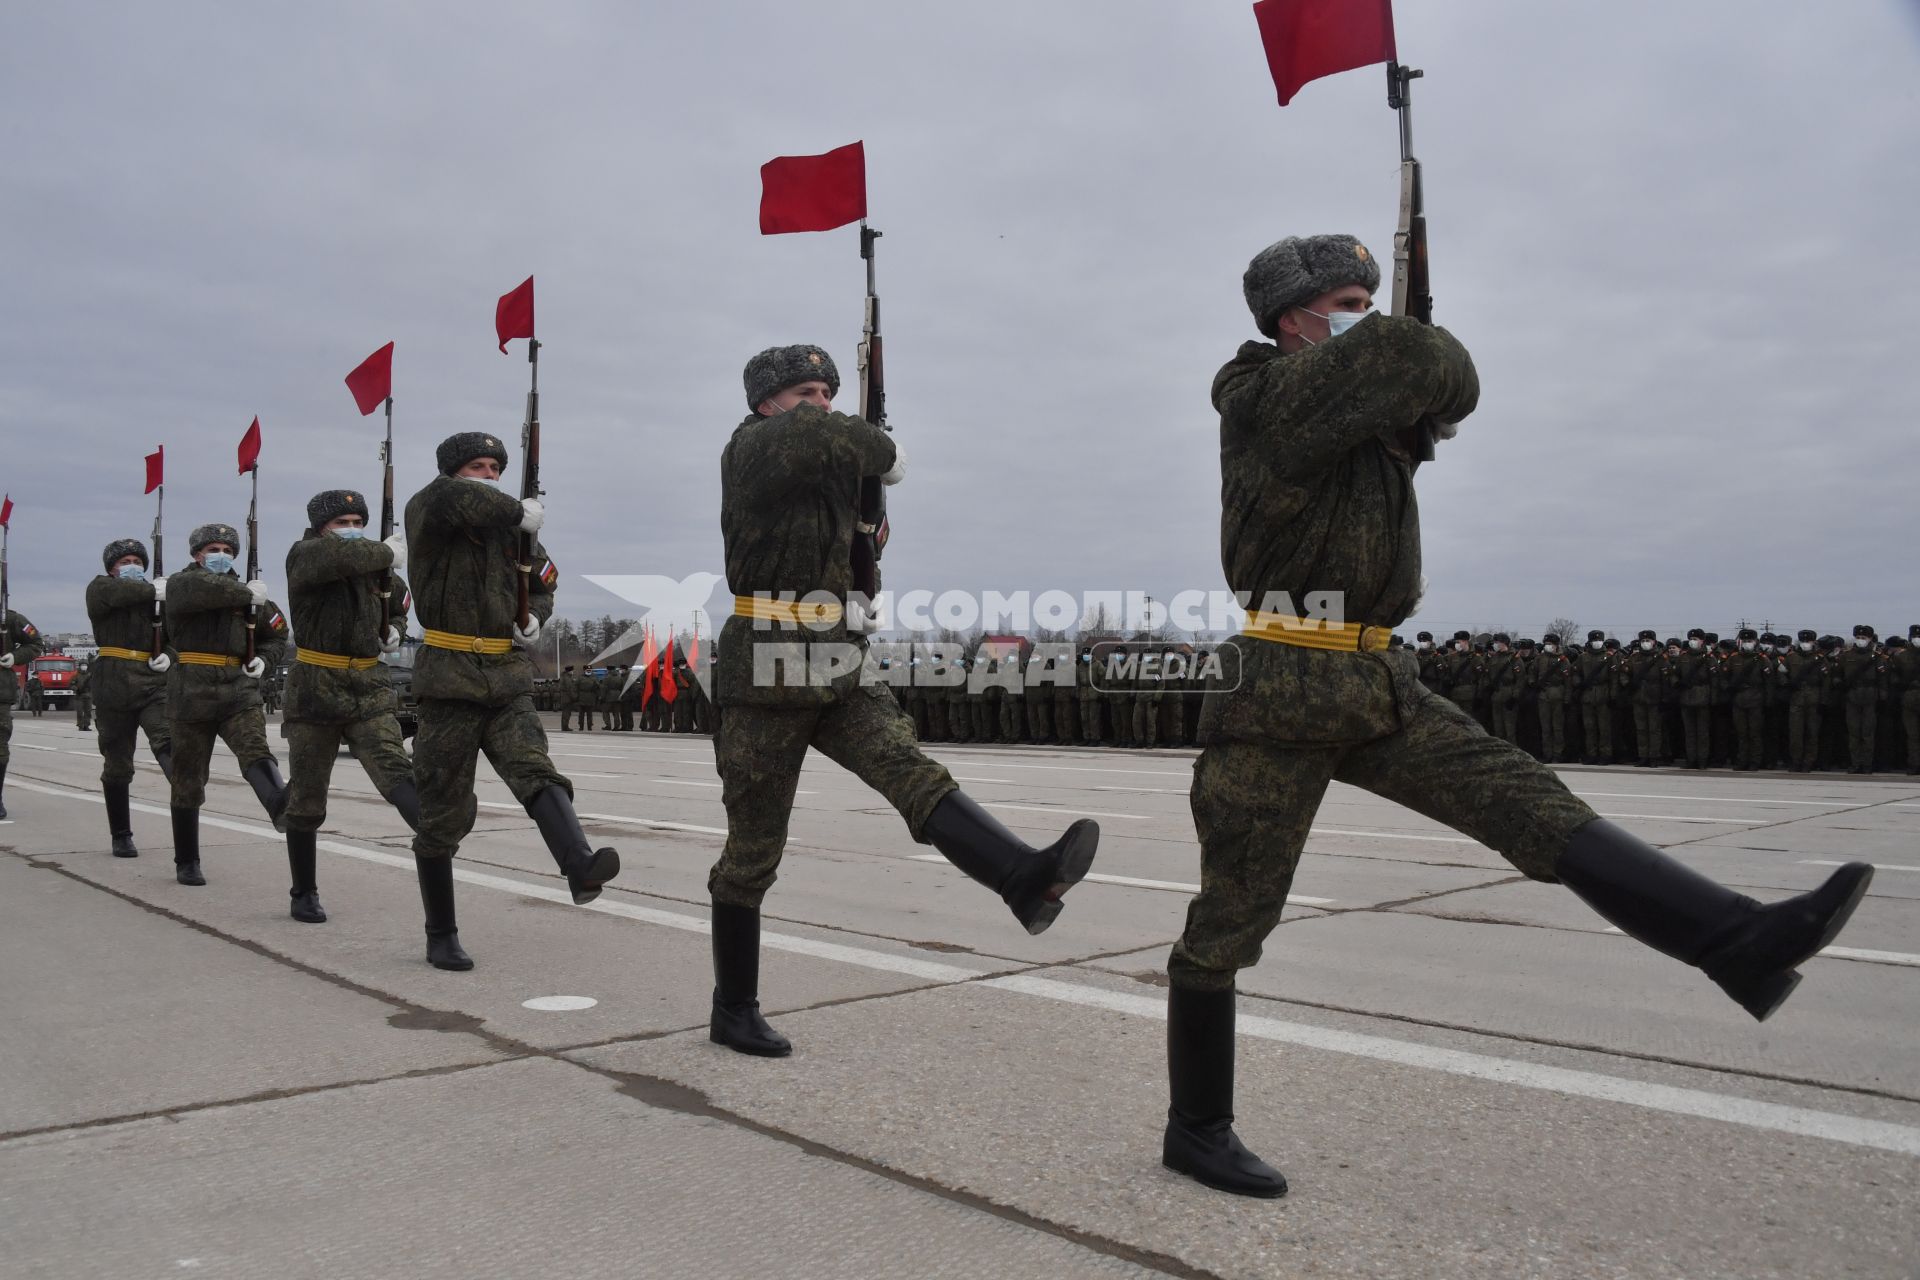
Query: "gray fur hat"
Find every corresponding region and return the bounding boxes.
[1243,234,1382,338]
[744,345,840,410]
[189,522,240,554]
[306,489,370,530]
[436,431,510,477]
[101,538,149,573]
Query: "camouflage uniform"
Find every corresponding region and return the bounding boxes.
[1895,628,1920,774]
[557,667,580,731]
[710,405,954,908]
[1674,633,1716,769]
[1726,632,1775,771]
[1531,637,1578,763]
[83,575,172,784]
[0,609,47,813]
[1623,632,1670,766]
[163,563,288,809]
[1782,632,1828,772]
[1577,634,1618,764]
[1170,317,1598,992]
[403,476,565,858]
[1487,638,1525,745]
[72,662,93,730]
[1836,628,1886,773]
[1077,651,1104,744]
[280,533,415,832]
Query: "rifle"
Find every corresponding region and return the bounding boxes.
[516,338,542,630]
[150,481,166,657]
[851,222,890,600]
[244,464,260,664]
[1388,62,1439,465]
[378,393,395,609]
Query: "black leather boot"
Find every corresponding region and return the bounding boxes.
[709,901,792,1057]
[386,780,422,833]
[921,791,1099,935]
[0,761,8,819]
[1162,985,1287,1198]
[171,805,204,886]
[525,785,620,905]
[414,854,472,970]
[242,758,289,832]
[1557,818,1874,1021]
[287,830,326,923]
[105,781,139,857]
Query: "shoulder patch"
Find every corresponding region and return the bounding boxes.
[268,610,287,633]
[20,623,37,638]
[539,558,558,588]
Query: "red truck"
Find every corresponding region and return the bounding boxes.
[16,651,78,710]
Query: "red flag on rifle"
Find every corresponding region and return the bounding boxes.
[0,495,12,528]
[496,276,535,353]
[237,417,262,475]
[638,624,658,706]
[657,628,678,703]
[1252,0,1396,106]
[759,141,867,234]
[145,446,164,494]
[345,342,395,415]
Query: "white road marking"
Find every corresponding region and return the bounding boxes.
[949,777,1016,785]
[1310,826,1477,845]
[648,777,816,796]
[928,758,1190,779]
[906,854,1334,905]
[982,802,1148,820]
[12,742,58,752]
[1801,859,1920,873]
[473,798,727,838]
[14,777,1920,1158]
[1599,927,1915,967]
[1106,788,1758,829]
[523,996,598,1011]
[1594,813,1761,825]
[1573,791,1865,808]
[63,750,93,757]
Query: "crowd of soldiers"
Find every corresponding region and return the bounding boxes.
[532,661,713,734]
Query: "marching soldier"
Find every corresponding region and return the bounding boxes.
[1531,633,1578,763]
[404,432,622,970]
[84,539,175,855]
[26,672,45,717]
[162,522,290,885]
[72,660,93,731]
[1726,628,1775,771]
[557,664,579,731]
[1164,235,1872,1198]
[280,490,423,923]
[1897,626,1920,775]
[0,603,47,818]
[1674,628,1716,769]
[708,346,1099,1057]
[1838,624,1886,773]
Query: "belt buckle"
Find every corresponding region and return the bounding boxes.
[1359,625,1385,651]
[468,636,486,654]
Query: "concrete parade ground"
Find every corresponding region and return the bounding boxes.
[1,708,1915,1280]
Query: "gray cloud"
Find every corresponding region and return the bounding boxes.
[2,0,1915,644]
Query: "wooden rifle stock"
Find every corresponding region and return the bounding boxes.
[517,340,541,630]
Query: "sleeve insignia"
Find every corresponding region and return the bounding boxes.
[539,559,558,588]
[269,611,288,633]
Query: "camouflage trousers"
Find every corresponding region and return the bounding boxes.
[0,700,11,767]
[1732,702,1766,769]
[1581,697,1613,761]
[1491,699,1522,745]
[1904,690,1920,771]
[1631,703,1665,762]
[1680,705,1712,768]
[1169,693,1599,992]
[95,697,172,786]
[170,708,276,809]
[1788,696,1824,770]
[75,693,93,731]
[1845,695,1878,771]
[710,684,956,909]
[1535,695,1567,762]
[283,714,413,834]
[411,695,567,860]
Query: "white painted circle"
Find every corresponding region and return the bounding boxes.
[522,995,598,1012]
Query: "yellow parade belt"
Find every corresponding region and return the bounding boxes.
[1241,611,1391,653]
[297,649,380,671]
[733,594,844,626]
[98,646,152,662]
[177,651,242,667]
[422,628,514,655]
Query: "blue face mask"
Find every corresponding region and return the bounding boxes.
[1298,307,1375,344]
[203,552,235,575]
[332,527,367,540]
[117,564,148,582]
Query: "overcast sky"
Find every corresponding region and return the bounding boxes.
[3,1,1915,644]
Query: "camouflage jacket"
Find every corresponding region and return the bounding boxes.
[1782,649,1832,699]
[1835,647,1887,698]
[1723,649,1777,707]
[716,406,896,708]
[1623,648,1672,705]
[404,477,554,707]
[1887,647,1920,697]
[1200,317,1479,747]
[84,578,167,709]
[1674,649,1717,707]
[1489,651,1527,704]
[163,564,288,722]
[1578,649,1618,701]
[3,609,46,680]
[283,534,410,724]
[1531,651,1580,699]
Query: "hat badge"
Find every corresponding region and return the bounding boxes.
[1354,244,1371,262]
[808,352,823,365]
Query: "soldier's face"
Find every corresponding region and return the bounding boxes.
[457,458,503,480]
[1278,284,1374,347]
[324,514,367,532]
[758,381,834,416]
[195,543,236,563]
[111,554,144,573]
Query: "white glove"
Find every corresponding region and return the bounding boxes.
[879,443,906,486]
[0,653,12,669]
[381,625,403,654]
[382,533,407,574]
[242,656,267,679]
[518,499,545,533]
[147,653,172,673]
[151,575,168,601]
[1433,420,1461,440]
[513,615,543,645]
[845,596,887,635]
[246,579,270,606]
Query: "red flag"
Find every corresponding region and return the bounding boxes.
[237,417,262,474]
[637,624,657,706]
[687,628,699,669]
[144,446,164,494]
[0,495,11,529]
[657,628,679,703]
[759,141,867,234]
[496,276,535,353]
[1252,0,1396,106]
[345,342,395,415]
